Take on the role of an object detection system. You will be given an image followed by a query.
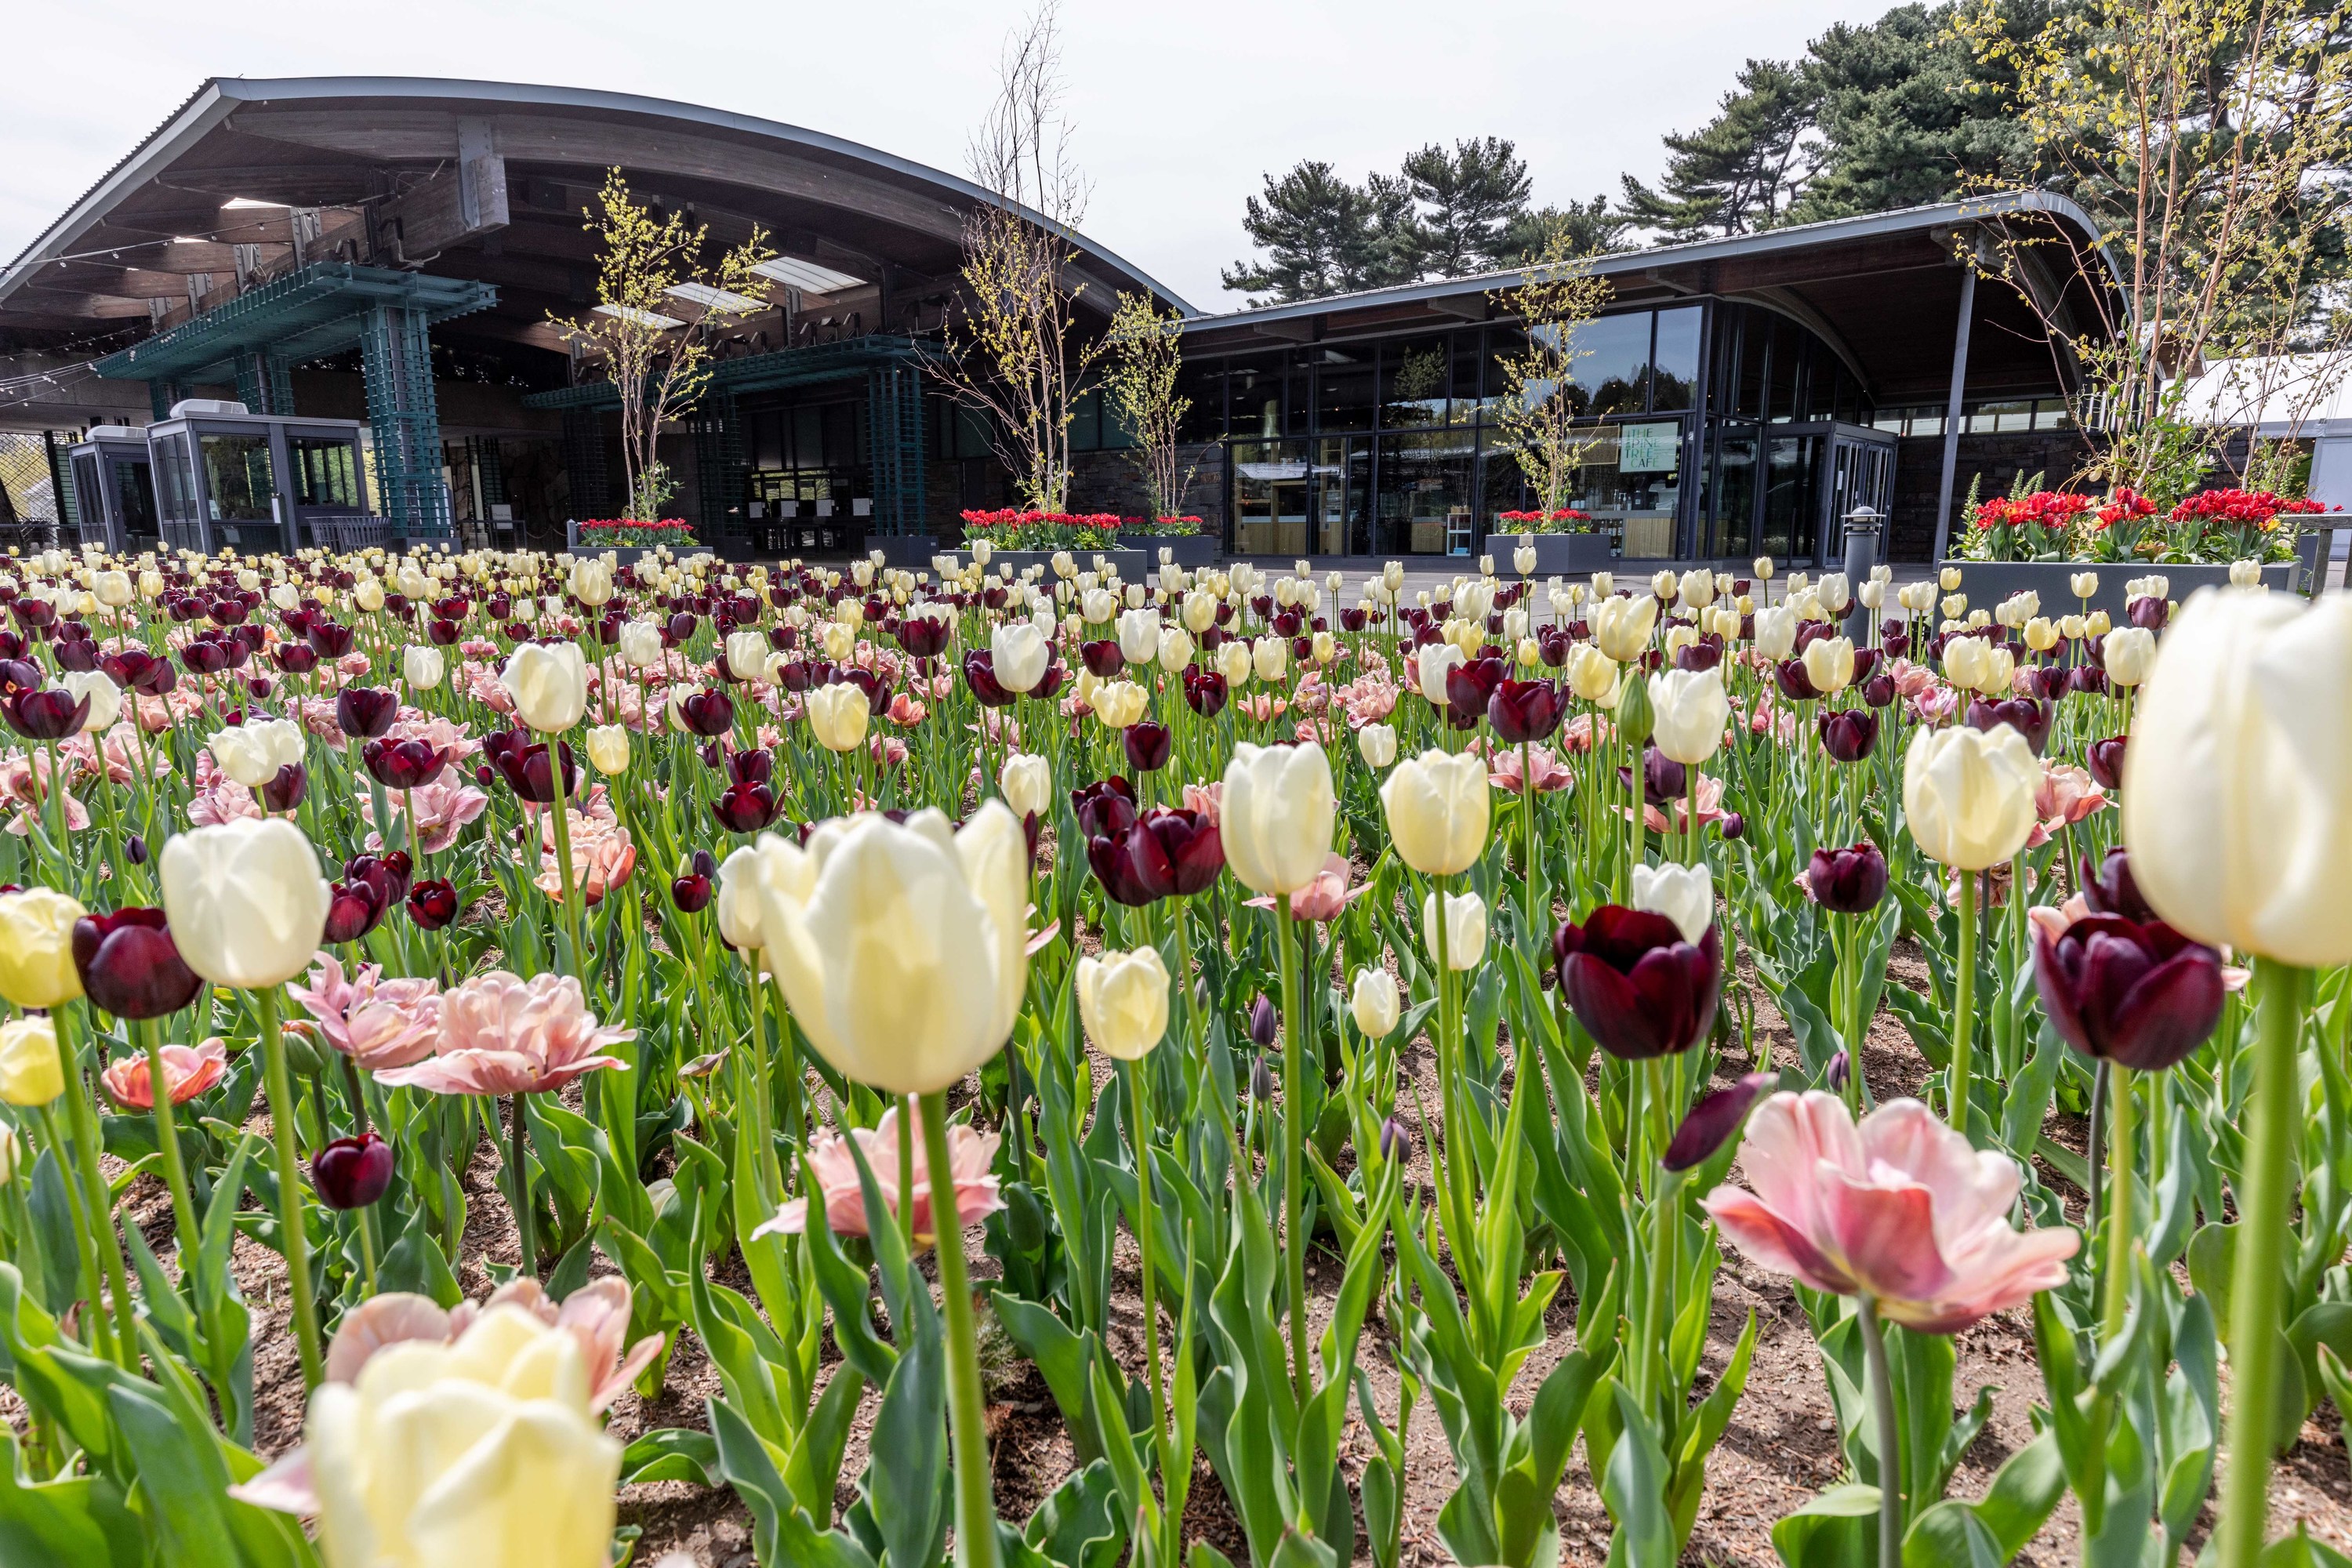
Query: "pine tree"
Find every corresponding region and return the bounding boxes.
[1618,58,1817,239]
[1501,195,1635,263]
[1221,161,1422,304]
[1400,136,1535,276]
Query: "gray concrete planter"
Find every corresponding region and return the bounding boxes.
[1936,556,2299,621]
[869,534,947,572]
[1121,532,1218,571]
[1499,531,1614,575]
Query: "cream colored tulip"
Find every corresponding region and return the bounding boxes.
[1421,888,1487,969]
[1116,607,1159,665]
[1632,862,1714,945]
[619,619,663,670]
[1252,636,1288,684]
[1902,724,2039,871]
[1000,753,1053,818]
[1752,604,1796,662]
[2070,572,2099,599]
[2122,587,2352,967]
[1157,626,1195,673]
[501,643,589,732]
[1215,638,1253,686]
[1076,946,1171,1061]
[2024,617,2059,653]
[1356,723,1397,769]
[161,818,332,989]
[0,887,85,1011]
[403,644,446,691]
[585,724,631,775]
[299,1303,622,1568]
[1379,748,1490,876]
[2230,558,2263,588]
[805,682,871,753]
[64,670,120,733]
[1349,967,1401,1038]
[752,804,1029,1094]
[209,717,306,790]
[1647,667,1730,764]
[1221,742,1337,895]
[0,1016,62,1107]
[570,557,615,608]
[1940,566,1964,592]
[1801,635,1856,695]
[1091,680,1148,730]
[1591,592,1658,661]
[724,631,769,683]
[1563,643,1620,705]
[2100,626,2153,687]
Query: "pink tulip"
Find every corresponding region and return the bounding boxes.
[1701,1091,2077,1333]
[374,971,632,1096]
[753,1105,1004,1248]
[288,953,442,1070]
[101,1038,228,1109]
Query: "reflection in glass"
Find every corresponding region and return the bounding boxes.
[1760,434,1819,560]
[1652,307,1703,411]
[198,434,274,521]
[1311,437,1369,555]
[291,437,362,509]
[1228,354,1284,439]
[1379,336,1450,427]
[1377,430,1476,555]
[1706,426,1758,557]
[1232,439,1312,556]
[1566,312,1652,417]
[1314,346,1377,433]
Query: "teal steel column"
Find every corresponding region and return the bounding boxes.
[359,303,450,534]
[866,365,925,535]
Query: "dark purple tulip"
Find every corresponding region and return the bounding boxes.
[312,1131,396,1209]
[1817,709,1880,764]
[426,618,461,648]
[1773,659,1820,702]
[486,732,577,804]
[1827,1049,1851,1094]
[1554,906,1722,1060]
[2019,665,2069,702]
[727,748,774,787]
[1444,656,1508,724]
[1183,667,1229,718]
[336,687,398,739]
[2080,846,2156,924]
[274,642,321,675]
[1087,828,1162,906]
[1488,679,1563,743]
[1849,647,1882,685]
[675,688,735,737]
[1131,807,1224,897]
[180,639,232,676]
[406,879,460,931]
[1080,639,1124,678]
[671,865,714,913]
[964,652,1015,707]
[5,688,89,741]
[1072,777,1138,840]
[0,659,45,696]
[713,781,781,834]
[1123,720,1172,774]
[1965,696,2051,756]
[55,639,96,673]
[2034,915,2224,1072]
[324,880,386,944]
[1619,746,1686,808]
[1378,1116,1410,1162]
[835,666,887,717]
[2127,596,2168,631]
[307,621,354,658]
[362,738,448,789]
[1249,994,1279,1048]
[2085,735,2127,790]
[1862,672,1896,708]
[1880,625,1911,659]
[71,909,205,1020]
[260,762,308,814]
[1807,844,1889,913]
[2068,663,2111,698]
[1663,1071,1778,1171]
[1673,639,1723,673]
[1720,811,1746,840]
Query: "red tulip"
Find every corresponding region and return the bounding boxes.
[406,879,461,931]
[1554,905,1722,1059]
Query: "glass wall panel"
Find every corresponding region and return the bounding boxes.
[1449,332,1490,424]
[1759,434,1820,561]
[1310,437,1370,554]
[199,434,273,521]
[291,437,361,508]
[1377,429,1476,555]
[1767,318,1802,422]
[1379,336,1450,428]
[1176,361,1225,441]
[1314,345,1377,432]
[1566,312,1651,416]
[1227,354,1286,439]
[1705,425,1759,557]
[1651,307,1702,411]
[1563,420,1684,557]
[1735,309,1768,418]
[1232,438,1312,556]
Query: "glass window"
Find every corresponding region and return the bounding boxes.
[1377,429,1477,555]
[1485,326,1530,416]
[1314,345,1377,433]
[1175,361,1225,442]
[1767,318,1803,423]
[1226,354,1286,438]
[1379,336,1450,428]
[2033,397,2074,430]
[70,455,103,534]
[1566,312,1651,417]
[1759,434,1820,559]
[1069,387,1103,452]
[154,435,193,524]
[198,433,274,521]
[1309,437,1370,554]
[291,437,362,509]
[1232,438,1312,555]
[1735,309,1768,419]
[1704,425,1759,557]
[1651,307,1702,412]
[1968,400,2032,434]
[1449,333,1490,424]
[1562,420,1683,557]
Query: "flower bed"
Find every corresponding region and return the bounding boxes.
[958,509,1123,552]
[572,517,699,550]
[1959,485,2337,564]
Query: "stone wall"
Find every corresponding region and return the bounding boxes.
[1889,430,2092,559]
[1067,442,1226,532]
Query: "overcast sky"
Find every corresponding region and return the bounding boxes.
[2,0,1891,310]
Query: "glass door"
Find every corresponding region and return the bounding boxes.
[1820,428,1896,561]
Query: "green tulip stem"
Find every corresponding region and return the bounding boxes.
[1127,1058,1169,1469]
[339,1053,372,1138]
[138,1016,203,1274]
[1520,735,1541,935]
[2083,1059,2107,1239]
[256,987,324,1392]
[898,1092,919,1257]
[1859,1294,1902,1568]
[2217,957,2312,1568]
[508,1091,536,1279]
[32,1102,113,1365]
[58,1006,138,1367]
[545,776,586,979]
[920,1087,1002,1568]
[1947,870,1976,1138]
[1276,898,1311,1404]
[1684,760,1700,866]
[2100,1064,2133,1341]
[356,1197,379,1298]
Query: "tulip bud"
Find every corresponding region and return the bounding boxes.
[1663,1071,1777,1171]
[1613,674,1654,750]
[1350,965,1401,1040]
[1421,888,1487,969]
[0,1015,63,1107]
[1076,946,1171,1061]
[312,1131,396,1209]
[1248,993,1279,1048]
